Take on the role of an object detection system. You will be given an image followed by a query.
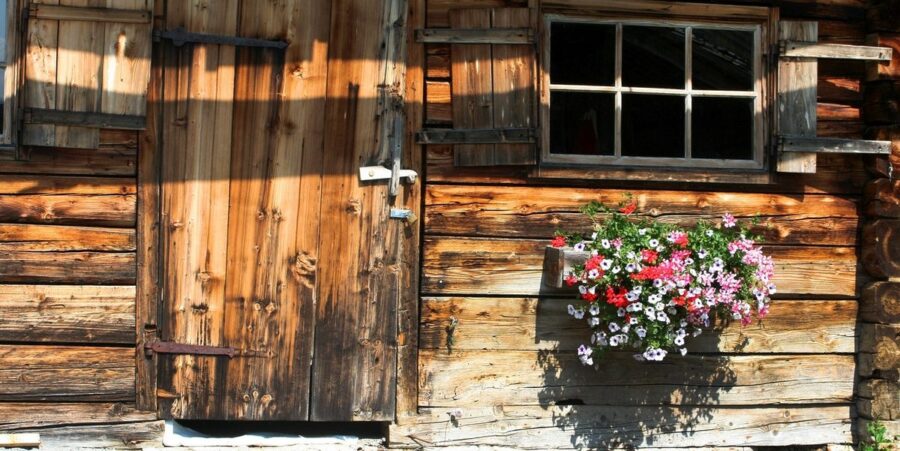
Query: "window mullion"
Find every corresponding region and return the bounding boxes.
[614,23,622,158]
[685,26,692,160]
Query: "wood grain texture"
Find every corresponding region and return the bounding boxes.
[311,0,402,421]
[0,224,134,251]
[419,351,854,407]
[861,219,900,278]
[450,9,495,165]
[425,185,859,245]
[0,402,155,431]
[777,21,818,173]
[865,178,900,218]
[420,297,857,353]
[860,281,900,324]
[0,194,135,227]
[422,237,860,297]
[0,250,134,284]
[857,378,899,420]
[0,285,134,343]
[490,8,535,165]
[390,405,853,448]
[0,345,134,401]
[8,422,163,449]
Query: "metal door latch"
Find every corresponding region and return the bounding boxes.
[359,166,418,184]
[390,208,418,224]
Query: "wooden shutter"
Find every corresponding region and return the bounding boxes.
[416,7,538,166]
[21,1,152,149]
[776,21,892,173]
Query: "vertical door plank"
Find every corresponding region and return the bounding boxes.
[450,9,494,166]
[311,0,401,421]
[491,8,535,165]
[158,0,237,420]
[776,21,818,173]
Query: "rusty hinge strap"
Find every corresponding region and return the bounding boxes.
[153,28,288,49]
[146,341,236,358]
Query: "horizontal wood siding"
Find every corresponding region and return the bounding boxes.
[0,128,140,444]
[399,0,870,447]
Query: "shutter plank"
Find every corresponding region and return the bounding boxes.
[22,2,59,148]
[777,21,818,173]
[492,8,536,165]
[451,9,495,166]
[30,4,150,23]
[782,42,892,61]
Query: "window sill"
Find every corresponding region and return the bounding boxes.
[531,164,774,185]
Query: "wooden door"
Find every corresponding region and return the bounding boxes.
[152,0,409,422]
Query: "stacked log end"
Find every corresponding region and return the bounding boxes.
[860,0,900,443]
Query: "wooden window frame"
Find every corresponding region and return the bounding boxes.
[536,2,777,182]
[0,0,18,147]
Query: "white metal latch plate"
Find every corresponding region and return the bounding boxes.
[359,166,418,184]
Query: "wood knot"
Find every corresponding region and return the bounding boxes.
[290,252,317,288]
[190,303,209,313]
[346,199,361,215]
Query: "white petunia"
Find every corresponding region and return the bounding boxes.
[589,304,601,316]
[600,239,610,248]
[648,239,660,247]
[609,322,620,332]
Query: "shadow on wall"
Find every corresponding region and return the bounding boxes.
[535,286,737,449]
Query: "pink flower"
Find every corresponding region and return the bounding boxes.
[722,213,737,228]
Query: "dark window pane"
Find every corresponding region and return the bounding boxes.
[692,29,754,91]
[550,22,615,86]
[621,94,684,157]
[622,26,685,89]
[550,91,615,155]
[692,97,754,160]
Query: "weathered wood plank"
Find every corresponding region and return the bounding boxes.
[541,0,770,20]
[862,219,900,278]
[22,0,60,149]
[422,237,860,297]
[860,324,900,375]
[416,27,533,44]
[0,345,134,401]
[418,128,535,144]
[426,44,450,79]
[0,284,134,344]
[857,378,899,420]
[0,251,135,284]
[25,108,146,129]
[780,135,891,154]
[450,9,495,165]
[0,175,135,195]
[0,194,135,227]
[311,0,401,422]
[0,224,134,251]
[0,433,40,447]
[390,405,853,448]
[420,351,854,407]
[491,8,536,165]
[0,402,156,431]
[425,80,451,125]
[865,178,900,218]
[782,41,892,61]
[30,3,151,23]
[777,21,818,173]
[420,297,857,354]
[12,422,163,449]
[424,185,859,245]
[0,145,137,176]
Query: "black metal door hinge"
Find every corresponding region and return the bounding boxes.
[145,341,236,358]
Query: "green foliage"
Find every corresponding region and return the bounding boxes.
[860,420,898,451]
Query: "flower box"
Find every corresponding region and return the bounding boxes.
[543,246,588,289]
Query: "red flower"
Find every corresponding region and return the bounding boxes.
[630,265,673,281]
[582,291,599,302]
[605,287,629,308]
[641,249,658,264]
[619,202,637,215]
[674,234,689,248]
[551,235,566,248]
[584,255,604,271]
[564,274,578,287]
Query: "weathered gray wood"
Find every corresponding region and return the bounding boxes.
[14,422,163,449]
[420,351,854,407]
[857,378,899,420]
[30,4,150,23]
[777,22,818,173]
[416,27,533,44]
[420,297,857,354]
[417,128,535,144]
[390,405,853,448]
[0,285,134,344]
[860,324,900,374]
[780,135,891,154]
[0,433,40,447]
[543,246,589,288]
[24,108,146,130]
[0,402,156,431]
[782,41,892,61]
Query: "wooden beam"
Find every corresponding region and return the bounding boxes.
[153,29,288,49]
[24,109,146,130]
[780,135,892,154]
[0,433,40,448]
[417,127,535,144]
[29,4,151,24]
[781,41,892,61]
[415,28,533,44]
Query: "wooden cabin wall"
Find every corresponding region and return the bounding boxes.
[392,0,876,448]
[0,133,163,447]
